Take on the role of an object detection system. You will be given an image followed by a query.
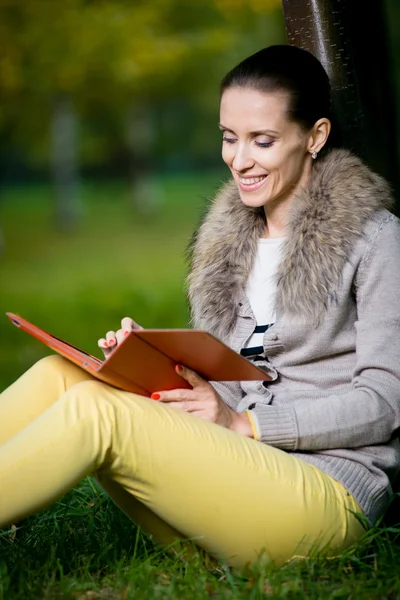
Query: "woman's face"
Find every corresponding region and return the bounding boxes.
[219,87,312,210]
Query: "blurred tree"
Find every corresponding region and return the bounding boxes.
[51,94,80,228]
[0,0,282,222]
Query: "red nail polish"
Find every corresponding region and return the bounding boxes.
[176,365,183,372]
[123,330,130,337]
[104,342,108,347]
[151,393,161,400]
[109,339,115,346]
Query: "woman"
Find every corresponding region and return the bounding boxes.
[1,45,400,568]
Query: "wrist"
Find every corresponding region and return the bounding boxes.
[229,411,254,438]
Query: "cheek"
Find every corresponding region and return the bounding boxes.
[256,147,288,173]
[285,155,305,181]
[221,145,234,167]
[268,147,304,181]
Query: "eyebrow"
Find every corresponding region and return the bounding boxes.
[218,124,279,136]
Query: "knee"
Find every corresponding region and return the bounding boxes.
[60,380,118,427]
[61,380,144,424]
[33,354,71,376]
[32,355,94,391]
[67,379,106,397]
[62,380,114,411]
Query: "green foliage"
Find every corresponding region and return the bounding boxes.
[0,0,282,96]
[0,172,225,388]
[0,0,284,166]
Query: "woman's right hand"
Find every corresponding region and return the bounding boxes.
[97,316,143,358]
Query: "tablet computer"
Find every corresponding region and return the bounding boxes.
[6,312,270,396]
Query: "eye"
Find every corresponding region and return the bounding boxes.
[255,141,274,148]
[222,135,237,144]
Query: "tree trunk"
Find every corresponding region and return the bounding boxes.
[282,0,400,212]
[50,94,80,228]
[125,104,163,215]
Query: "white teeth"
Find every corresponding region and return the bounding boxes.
[239,176,266,185]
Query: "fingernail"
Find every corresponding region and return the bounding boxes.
[108,339,115,346]
[104,342,108,347]
[123,330,130,337]
[151,393,161,400]
[176,365,183,372]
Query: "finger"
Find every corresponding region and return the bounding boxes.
[175,365,206,388]
[162,401,200,413]
[97,338,112,357]
[121,316,143,333]
[152,389,198,402]
[115,328,126,345]
[106,330,117,348]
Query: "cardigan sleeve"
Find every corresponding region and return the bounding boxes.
[248,214,400,451]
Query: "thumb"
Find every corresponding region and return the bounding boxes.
[175,365,206,388]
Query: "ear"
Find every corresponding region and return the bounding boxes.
[307,118,331,154]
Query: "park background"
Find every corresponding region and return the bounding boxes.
[1,0,400,390]
[1,1,400,598]
[0,0,290,391]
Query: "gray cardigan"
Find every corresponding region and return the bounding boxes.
[188,149,400,524]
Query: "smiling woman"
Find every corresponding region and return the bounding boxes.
[218,45,331,237]
[1,45,400,570]
[219,87,326,233]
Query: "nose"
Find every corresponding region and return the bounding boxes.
[231,142,254,172]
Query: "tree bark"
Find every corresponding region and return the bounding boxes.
[50,94,80,228]
[282,0,399,211]
[125,104,163,215]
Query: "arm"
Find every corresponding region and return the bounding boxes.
[249,214,400,451]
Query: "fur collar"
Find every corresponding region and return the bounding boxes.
[187,149,394,339]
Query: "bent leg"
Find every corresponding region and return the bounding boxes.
[0,356,184,548]
[0,355,95,444]
[0,381,364,567]
[94,477,187,548]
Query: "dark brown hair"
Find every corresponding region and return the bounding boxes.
[221,45,339,148]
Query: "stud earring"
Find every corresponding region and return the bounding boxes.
[311,151,318,160]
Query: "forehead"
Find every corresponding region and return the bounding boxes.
[220,87,291,130]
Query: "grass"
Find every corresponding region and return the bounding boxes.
[0,173,221,389]
[2,489,400,600]
[1,175,400,599]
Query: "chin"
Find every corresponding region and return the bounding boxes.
[238,191,270,209]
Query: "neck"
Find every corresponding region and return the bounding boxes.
[263,157,312,239]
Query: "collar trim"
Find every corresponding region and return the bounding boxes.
[187,149,393,339]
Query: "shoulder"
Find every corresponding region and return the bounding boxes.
[354,209,400,287]
[360,209,400,252]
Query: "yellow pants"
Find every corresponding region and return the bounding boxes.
[0,355,364,568]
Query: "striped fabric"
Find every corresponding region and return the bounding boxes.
[240,237,284,361]
[240,324,272,358]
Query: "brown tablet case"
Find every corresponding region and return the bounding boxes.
[6,312,270,397]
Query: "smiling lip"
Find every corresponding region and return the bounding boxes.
[237,174,268,192]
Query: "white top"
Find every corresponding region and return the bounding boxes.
[241,237,285,358]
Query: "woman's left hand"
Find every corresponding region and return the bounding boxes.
[152,365,254,437]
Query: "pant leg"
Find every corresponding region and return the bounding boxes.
[0,355,186,545]
[0,367,364,567]
[94,476,188,548]
[0,355,94,445]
